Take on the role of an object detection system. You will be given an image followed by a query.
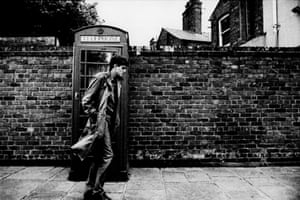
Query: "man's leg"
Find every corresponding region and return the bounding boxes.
[94,129,114,191]
[84,161,98,200]
[86,161,98,187]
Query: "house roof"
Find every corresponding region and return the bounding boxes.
[163,28,211,42]
[209,0,222,20]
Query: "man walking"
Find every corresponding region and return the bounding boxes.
[80,56,128,200]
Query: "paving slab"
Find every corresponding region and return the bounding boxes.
[162,171,188,182]
[202,167,237,177]
[161,167,195,172]
[129,168,162,181]
[104,193,123,200]
[23,191,67,200]
[127,180,164,190]
[246,177,284,186]
[0,167,26,180]
[257,185,300,200]
[260,167,300,177]
[33,180,75,193]
[274,175,300,188]
[63,182,86,200]
[68,182,86,193]
[51,168,71,181]
[165,182,229,200]
[0,166,26,174]
[125,189,166,200]
[62,194,82,200]
[184,170,211,182]
[213,176,254,192]
[230,167,267,178]
[226,190,271,200]
[0,179,44,200]
[8,167,62,180]
[104,182,126,193]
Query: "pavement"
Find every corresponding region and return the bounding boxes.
[0,166,300,200]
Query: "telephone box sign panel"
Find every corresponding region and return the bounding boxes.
[80,35,121,43]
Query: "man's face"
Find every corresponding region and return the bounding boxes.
[111,64,127,79]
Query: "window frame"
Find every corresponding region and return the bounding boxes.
[218,13,231,46]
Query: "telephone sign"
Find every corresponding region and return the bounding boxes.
[80,35,121,43]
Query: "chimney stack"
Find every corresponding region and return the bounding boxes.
[182,0,202,34]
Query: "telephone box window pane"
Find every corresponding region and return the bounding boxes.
[86,50,112,63]
[80,76,85,89]
[80,50,86,62]
[80,63,86,74]
[87,64,102,76]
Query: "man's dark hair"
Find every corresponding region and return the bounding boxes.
[109,56,128,71]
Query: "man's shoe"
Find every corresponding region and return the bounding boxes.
[91,189,105,200]
[83,189,93,200]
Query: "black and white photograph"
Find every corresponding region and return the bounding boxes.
[0,0,300,199]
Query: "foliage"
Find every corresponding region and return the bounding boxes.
[0,0,99,46]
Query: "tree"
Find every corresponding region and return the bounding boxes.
[0,0,99,46]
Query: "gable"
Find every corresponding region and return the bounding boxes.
[210,0,231,21]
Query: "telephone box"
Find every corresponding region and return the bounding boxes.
[69,25,129,181]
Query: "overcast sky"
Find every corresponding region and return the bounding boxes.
[86,0,218,46]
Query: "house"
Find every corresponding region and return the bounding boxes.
[156,28,211,51]
[155,0,211,51]
[210,0,300,47]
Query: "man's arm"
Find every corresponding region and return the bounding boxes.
[82,75,106,115]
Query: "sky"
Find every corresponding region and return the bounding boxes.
[86,0,219,46]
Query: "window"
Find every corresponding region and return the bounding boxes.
[246,0,257,38]
[218,14,230,46]
[240,0,263,40]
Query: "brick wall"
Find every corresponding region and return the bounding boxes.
[0,49,73,162]
[128,49,300,166]
[1,47,300,166]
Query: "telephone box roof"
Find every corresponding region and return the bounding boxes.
[73,25,128,34]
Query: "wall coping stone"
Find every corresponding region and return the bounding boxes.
[0,50,73,57]
[1,46,299,57]
[137,48,300,57]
